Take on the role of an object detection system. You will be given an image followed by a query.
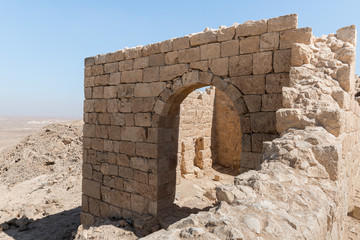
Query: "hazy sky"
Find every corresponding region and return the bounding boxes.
[1,0,359,119]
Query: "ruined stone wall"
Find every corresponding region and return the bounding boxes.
[213,89,242,168]
[177,87,215,179]
[82,13,325,232]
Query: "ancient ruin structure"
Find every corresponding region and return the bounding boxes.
[82,13,359,238]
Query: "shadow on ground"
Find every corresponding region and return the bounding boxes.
[2,207,80,240]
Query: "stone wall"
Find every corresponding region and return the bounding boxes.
[81,13,329,230]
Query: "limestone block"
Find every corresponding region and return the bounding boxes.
[143,67,159,82]
[199,72,213,85]
[107,99,119,113]
[335,46,356,65]
[160,39,173,53]
[92,87,104,99]
[118,84,135,98]
[273,49,291,73]
[124,47,142,59]
[190,61,209,72]
[104,62,118,73]
[91,138,104,151]
[133,57,149,69]
[153,100,165,115]
[236,19,267,37]
[212,76,227,91]
[261,94,282,111]
[244,95,261,112]
[240,36,260,54]
[105,52,117,63]
[182,71,199,86]
[241,116,251,133]
[121,70,143,83]
[336,25,357,46]
[149,53,165,66]
[218,26,236,42]
[160,64,189,81]
[91,65,104,75]
[173,36,190,50]
[135,113,151,127]
[229,54,253,76]
[268,14,298,32]
[115,50,125,61]
[119,60,133,71]
[80,212,95,227]
[94,75,110,86]
[82,178,101,199]
[336,65,353,92]
[111,113,126,126]
[251,133,277,153]
[165,51,179,65]
[94,99,107,113]
[84,100,94,112]
[253,52,272,74]
[250,112,276,133]
[142,43,161,56]
[291,43,313,66]
[107,125,121,141]
[121,127,146,142]
[242,134,252,152]
[101,163,118,176]
[239,152,262,169]
[109,72,121,85]
[265,73,290,94]
[209,58,228,76]
[85,57,95,67]
[200,43,220,60]
[134,82,166,97]
[353,206,360,220]
[280,27,313,49]
[84,76,95,87]
[110,189,131,209]
[119,142,135,156]
[94,54,106,65]
[224,84,242,102]
[179,47,200,63]
[190,30,217,46]
[260,32,279,51]
[104,86,117,99]
[85,67,92,77]
[276,108,314,133]
[136,142,157,158]
[232,75,265,94]
[221,40,239,57]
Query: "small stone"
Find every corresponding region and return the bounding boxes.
[242,216,261,234]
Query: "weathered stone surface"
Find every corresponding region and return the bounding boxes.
[268,14,297,32]
[160,64,189,81]
[244,95,261,112]
[209,58,228,76]
[280,27,313,49]
[121,70,142,83]
[236,19,267,37]
[229,54,253,76]
[221,40,239,57]
[217,25,236,42]
[273,49,291,73]
[336,25,357,46]
[253,52,272,74]
[260,32,279,51]
[200,43,220,60]
[266,73,290,94]
[291,43,313,66]
[179,48,200,63]
[232,75,265,94]
[190,30,217,46]
[250,112,276,133]
[240,36,259,54]
[261,94,282,111]
[173,36,190,50]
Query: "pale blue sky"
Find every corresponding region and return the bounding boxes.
[1,0,359,118]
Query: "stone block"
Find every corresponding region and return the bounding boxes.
[224,83,242,102]
[121,70,143,83]
[106,99,119,113]
[260,32,279,51]
[119,141,135,156]
[253,52,272,74]
[134,82,165,97]
[131,98,155,113]
[91,65,104,76]
[200,43,220,60]
[209,58,228,76]
[143,67,160,82]
[149,53,165,66]
[109,72,121,85]
[81,212,95,227]
[94,99,107,113]
[99,113,111,125]
[240,36,260,54]
[240,152,262,169]
[104,62,118,73]
[173,36,190,50]
[108,125,121,140]
[190,61,209,72]
[232,75,265,94]
[110,189,131,209]
[268,14,297,32]
[143,43,161,56]
[182,71,199,86]
[84,76,95,87]
[218,26,236,42]
[135,113,152,127]
[244,95,262,112]
[131,157,149,172]
[190,30,217,46]
[242,134,252,152]
[229,54,253,76]
[92,87,104,99]
[221,40,239,57]
[265,73,290,93]
[252,133,277,153]
[199,72,213,85]
[136,142,157,158]
[134,170,148,184]
[179,47,200,63]
[291,43,313,66]
[337,25,357,46]
[121,127,146,142]
[280,27,313,49]
[119,99,132,112]
[82,178,101,199]
[85,57,95,67]
[250,112,277,133]
[100,202,110,218]
[119,60,133,71]
[212,76,228,91]
[115,50,125,61]
[273,49,291,73]
[94,54,106,65]
[165,51,179,65]
[241,116,251,133]
[104,86,117,99]
[94,74,110,86]
[133,57,149,69]
[101,163,118,176]
[160,64,189,81]
[236,19,267,37]
[124,47,142,59]
[160,39,173,53]
[105,52,116,63]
